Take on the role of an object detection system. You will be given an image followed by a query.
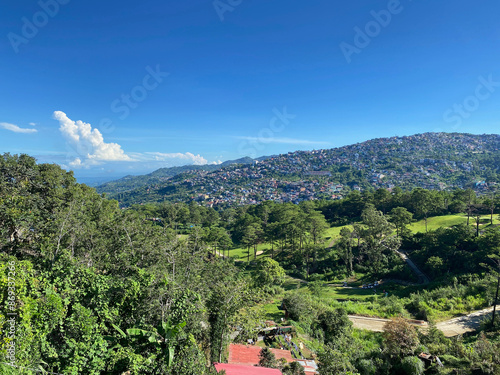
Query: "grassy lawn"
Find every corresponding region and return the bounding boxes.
[227,213,499,261]
[323,225,352,247]
[228,242,273,261]
[408,214,467,232]
[261,301,285,322]
[320,286,377,301]
[408,213,500,233]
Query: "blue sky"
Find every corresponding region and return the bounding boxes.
[1,0,500,180]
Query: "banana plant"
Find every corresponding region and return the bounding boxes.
[107,321,186,368]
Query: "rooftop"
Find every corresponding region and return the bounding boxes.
[214,363,282,375]
[229,344,295,366]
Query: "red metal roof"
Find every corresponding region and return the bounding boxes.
[214,363,282,375]
[228,344,295,366]
[228,344,318,374]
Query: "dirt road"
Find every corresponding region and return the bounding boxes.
[349,307,494,337]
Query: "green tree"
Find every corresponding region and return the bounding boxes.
[411,188,434,232]
[401,356,424,375]
[360,205,401,276]
[308,280,323,297]
[425,256,444,278]
[282,361,306,375]
[206,226,232,258]
[383,317,420,358]
[390,207,413,238]
[374,188,391,214]
[318,308,352,343]
[338,227,354,275]
[282,291,314,322]
[207,263,248,363]
[242,222,263,261]
[258,347,278,368]
[254,257,285,290]
[478,227,500,327]
[317,345,359,375]
[306,210,329,245]
[483,194,498,225]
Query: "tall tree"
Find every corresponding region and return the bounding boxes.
[483,192,498,226]
[338,227,354,275]
[479,228,500,327]
[317,345,358,375]
[411,188,435,232]
[389,207,413,238]
[360,205,401,276]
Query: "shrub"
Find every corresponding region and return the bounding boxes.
[401,356,424,375]
[282,291,315,322]
[357,358,377,375]
[383,317,420,358]
[318,308,352,343]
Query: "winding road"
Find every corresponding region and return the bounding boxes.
[349,307,494,337]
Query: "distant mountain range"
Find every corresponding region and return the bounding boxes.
[96,156,267,194]
[96,133,500,207]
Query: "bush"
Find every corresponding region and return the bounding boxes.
[439,354,464,367]
[318,308,352,343]
[401,356,424,375]
[357,359,377,375]
[282,291,315,322]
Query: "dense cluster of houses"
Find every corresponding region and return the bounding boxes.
[135,133,499,207]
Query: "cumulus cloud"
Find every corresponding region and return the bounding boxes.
[53,111,132,168]
[29,122,37,126]
[145,152,209,165]
[0,122,38,134]
[53,111,217,171]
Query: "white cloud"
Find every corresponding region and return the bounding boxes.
[29,122,37,126]
[145,152,209,165]
[53,111,216,171]
[53,111,132,168]
[0,122,38,134]
[235,136,327,145]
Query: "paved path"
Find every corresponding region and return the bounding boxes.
[435,307,494,337]
[349,307,494,337]
[394,249,430,285]
[327,237,337,248]
[348,315,394,332]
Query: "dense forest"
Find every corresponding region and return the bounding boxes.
[1,153,500,374]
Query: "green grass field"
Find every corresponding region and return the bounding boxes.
[228,242,273,261]
[323,225,353,247]
[226,213,499,261]
[406,213,500,233]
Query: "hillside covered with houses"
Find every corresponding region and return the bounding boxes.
[98,133,500,207]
